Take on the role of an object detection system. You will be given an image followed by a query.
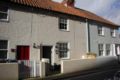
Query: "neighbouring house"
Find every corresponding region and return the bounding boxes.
[0,0,120,78]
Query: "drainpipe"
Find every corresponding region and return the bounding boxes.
[40,43,43,60]
[86,19,90,53]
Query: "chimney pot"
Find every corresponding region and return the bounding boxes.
[62,0,75,7]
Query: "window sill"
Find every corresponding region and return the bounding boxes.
[0,19,9,23]
[59,29,70,32]
[97,55,116,57]
[61,57,70,60]
[111,36,116,38]
[98,34,105,37]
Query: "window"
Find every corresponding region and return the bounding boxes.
[98,25,104,36]
[0,6,8,20]
[56,42,69,59]
[111,29,116,37]
[98,44,104,56]
[59,18,68,31]
[106,44,111,56]
[111,44,116,56]
[116,44,120,56]
[0,40,8,59]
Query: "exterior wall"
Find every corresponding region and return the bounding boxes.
[0,63,18,80]
[89,22,120,56]
[0,9,33,60]
[0,5,87,64]
[61,59,95,74]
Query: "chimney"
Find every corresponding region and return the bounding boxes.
[62,0,75,7]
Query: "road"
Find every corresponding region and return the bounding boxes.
[64,69,120,80]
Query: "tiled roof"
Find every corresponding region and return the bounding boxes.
[8,0,119,27]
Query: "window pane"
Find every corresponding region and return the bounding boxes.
[0,50,7,59]
[56,43,68,58]
[64,19,67,24]
[111,29,115,37]
[98,30,102,35]
[0,13,7,19]
[0,6,8,20]
[64,24,67,29]
[106,44,110,50]
[98,26,103,35]
[106,51,110,56]
[99,44,103,50]
[60,18,64,23]
[60,51,67,58]
[99,51,103,56]
[98,44,104,56]
[0,40,8,49]
[60,51,64,58]
[0,6,8,12]
[106,44,111,56]
[64,51,67,57]
[59,18,67,30]
[60,24,65,29]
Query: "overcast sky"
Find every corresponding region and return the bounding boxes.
[53,0,120,25]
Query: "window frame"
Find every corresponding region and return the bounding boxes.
[0,6,9,21]
[56,42,70,59]
[0,40,8,60]
[106,44,111,56]
[110,28,116,37]
[59,17,69,31]
[98,44,104,56]
[98,25,104,36]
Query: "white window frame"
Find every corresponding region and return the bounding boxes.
[116,44,120,56]
[98,25,104,36]
[56,42,70,59]
[59,18,69,31]
[111,44,116,56]
[111,28,116,37]
[106,44,111,56]
[98,44,105,56]
[0,6,9,21]
[0,40,8,60]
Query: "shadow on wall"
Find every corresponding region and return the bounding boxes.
[19,62,30,79]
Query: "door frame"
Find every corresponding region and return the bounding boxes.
[41,45,53,65]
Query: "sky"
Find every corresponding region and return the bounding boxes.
[53,0,120,25]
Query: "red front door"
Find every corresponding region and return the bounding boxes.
[17,46,30,60]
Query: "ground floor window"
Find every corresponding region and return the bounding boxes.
[0,40,8,59]
[116,44,120,56]
[98,44,104,56]
[106,44,111,56]
[56,42,69,59]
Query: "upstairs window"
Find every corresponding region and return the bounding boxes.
[56,42,70,59]
[98,44,104,56]
[0,40,8,59]
[98,25,104,36]
[111,28,116,37]
[106,44,111,56]
[0,6,8,21]
[59,18,69,31]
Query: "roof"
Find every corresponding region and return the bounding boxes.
[7,0,119,27]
